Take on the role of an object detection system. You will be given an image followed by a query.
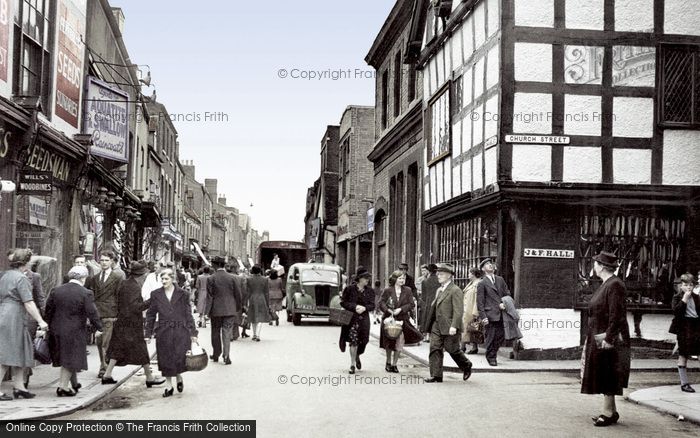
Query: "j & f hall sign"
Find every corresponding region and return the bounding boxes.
[524,248,575,259]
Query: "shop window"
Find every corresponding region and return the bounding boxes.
[13,0,53,113]
[576,213,687,307]
[435,214,498,287]
[659,44,700,128]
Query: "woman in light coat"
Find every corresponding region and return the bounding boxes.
[461,268,482,354]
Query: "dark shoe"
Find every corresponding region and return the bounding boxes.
[72,383,82,393]
[163,387,174,398]
[146,378,166,388]
[487,359,497,366]
[0,393,12,401]
[197,321,202,328]
[424,377,443,383]
[223,356,232,365]
[466,348,478,354]
[463,361,473,381]
[349,366,355,374]
[391,365,399,373]
[385,363,392,373]
[101,377,117,385]
[276,319,279,326]
[56,388,76,397]
[209,355,218,363]
[176,380,183,393]
[254,337,261,342]
[13,389,35,399]
[611,412,620,424]
[97,371,105,379]
[356,357,362,370]
[593,415,615,427]
[241,333,250,338]
[681,384,696,393]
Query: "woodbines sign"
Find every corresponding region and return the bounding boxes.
[84,77,129,162]
[54,0,85,128]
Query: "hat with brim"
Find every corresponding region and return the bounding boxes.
[356,267,371,280]
[592,251,618,268]
[479,258,493,269]
[436,263,455,275]
[129,260,148,276]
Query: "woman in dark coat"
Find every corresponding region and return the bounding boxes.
[101,261,165,388]
[246,265,270,341]
[45,266,102,397]
[267,270,284,326]
[145,268,198,397]
[379,270,422,373]
[669,273,700,393]
[581,252,631,427]
[339,268,375,374]
[419,264,440,340]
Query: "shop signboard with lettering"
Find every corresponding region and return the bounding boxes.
[84,76,129,162]
[54,0,86,128]
[28,196,48,226]
[524,248,575,259]
[18,171,52,195]
[0,0,10,83]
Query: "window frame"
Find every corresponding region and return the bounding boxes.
[658,43,700,129]
[426,81,452,167]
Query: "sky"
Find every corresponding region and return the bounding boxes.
[113,0,395,241]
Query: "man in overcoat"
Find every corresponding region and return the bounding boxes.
[424,263,472,383]
[419,264,440,339]
[206,256,242,364]
[85,250,123,378]
[477,258,511,366]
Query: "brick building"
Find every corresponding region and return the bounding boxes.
[366,0,425,286]
[335,106,376,276]
[407,0,700,358]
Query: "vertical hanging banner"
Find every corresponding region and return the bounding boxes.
[54,0,85,128]
[0,0,10,83]
[84,76,129,162]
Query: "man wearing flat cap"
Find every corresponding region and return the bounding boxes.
[477,258,511,366]
[424,263,473,382]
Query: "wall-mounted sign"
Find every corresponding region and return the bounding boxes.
[84,76,129,162]
[309,218,321,249]
[18,171,52,195]
[0,0,10,83]
[24,143,71,181]
[54,0,85,128]
[524,248,575,259]
[505,135,570,144]
[28,196,48,226]
[485,135,498,148]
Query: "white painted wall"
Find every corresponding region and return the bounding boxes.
[615,0,654,32]
[515,43,552,82]
[453,163,462,196]
[472,101,483,147]
[566,0,604,30]
[519,309,582,350]
[486,45,500,89]
[662,130,700,185]
[613,149,652,184]
[564,94,602,136]
[665,0,700,36]
[484,95,498,141]
[563,146,602,183]
[612,97,654,138]
[514,0,553,28]
[0,0,13,97]
[512,144,552,182]
[473,152,483,190]
[474,1,486,49]
[487,0,500,37]
[513,93,552,134]
[484,146,498,186]
[462,160,472,193]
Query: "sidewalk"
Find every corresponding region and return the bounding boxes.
[0,343,156,421]
[628,386,700,425]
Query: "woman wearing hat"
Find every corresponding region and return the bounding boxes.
[669,273,700,393]
[581,251,631,427]
[461,267,483,354]
[379,270,422,372]
[338,268,375,374]
[0,249,49,400]
[45,266,102,397]
[101,261,166,388]
[246,265,271,341]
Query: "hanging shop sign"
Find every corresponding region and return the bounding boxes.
[18,171,52,195]
[524,248,575,259]
[367,207,374,233]
[54,0,86,128]
[84,76,129,162]
[308,218,321,249]
[24,143,71,182]
[28,196,48,226]
[505,135,570,144]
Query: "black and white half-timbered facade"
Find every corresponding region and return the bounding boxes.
[407,0,700,358]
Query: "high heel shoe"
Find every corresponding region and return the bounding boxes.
[0,393,12,401]
[391,365,399,373]
[146,378,166,388]
[592,414,615,427]
[13,389,35,399]
[101,377,117,385]
[349,365,356,374]
[385,363,392,373]
[176,380,183,393]
[56,388,76,397]
[162,387,174,398]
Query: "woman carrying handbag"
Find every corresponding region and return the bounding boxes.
[379,270,423,373]
[461,268,483,354]
[338,268,375,374]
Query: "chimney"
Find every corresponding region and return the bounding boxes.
[182,160,195,179]
[218,195,227,206]
[204,179,218,200]
[111,8,125,34]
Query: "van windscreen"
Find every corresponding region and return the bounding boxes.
[300,270,338,285]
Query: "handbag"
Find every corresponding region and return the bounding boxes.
[329,307,354,326]
[383,316,404,340]
[34,336,51,365]
[467,318,483,333]
[185,341,208,372]
[594,332,623,348]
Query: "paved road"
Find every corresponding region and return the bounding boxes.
[61,317,699,437]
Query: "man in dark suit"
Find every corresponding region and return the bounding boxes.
[477,258,511,366]
[419,263,440,340]
[399,263,418,320]
[424,263,472,383]
[85,250,123,378]
[206,256,242,364]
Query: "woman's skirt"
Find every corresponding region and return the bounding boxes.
[269,298,284,312]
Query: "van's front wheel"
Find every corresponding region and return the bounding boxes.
[292,312,301,326]
[286,311,292,323]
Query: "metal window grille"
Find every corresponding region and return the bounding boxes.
[660,45,699,126]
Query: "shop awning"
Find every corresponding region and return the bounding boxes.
[192,241,211,266]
